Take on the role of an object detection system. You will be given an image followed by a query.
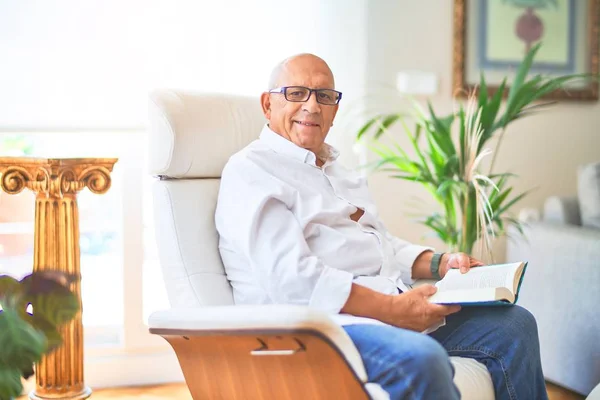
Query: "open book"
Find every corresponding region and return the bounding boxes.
[427,261,527,306]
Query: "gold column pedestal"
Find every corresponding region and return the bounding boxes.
[0,157,118,400]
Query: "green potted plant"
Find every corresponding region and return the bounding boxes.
[356,43,594,259]
[0,271,79,400]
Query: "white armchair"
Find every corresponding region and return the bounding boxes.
[146,90,495,400]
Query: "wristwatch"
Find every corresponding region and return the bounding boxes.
[430,252,445,280]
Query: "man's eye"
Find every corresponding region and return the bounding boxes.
[318,92,333,101]
[289,91,303,96]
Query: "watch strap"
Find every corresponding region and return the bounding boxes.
[430,252,445,280]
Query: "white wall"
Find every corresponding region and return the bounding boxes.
[0,0,363,129]
[4,0,596,262]
[364,0,600,261]
[315,0,368,167]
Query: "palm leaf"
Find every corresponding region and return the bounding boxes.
[495,216,505,233]
[390,174,429,183]
[505,76,545,121]
[478,72,488,107]
[426,103,456,156]
[458,104,467,175]
[356,116,380,140]
[372,114,403,139]
[400,118,434,180]
[436,179,459,197]
[495,189,532,216]
[369,155,416,174]
[506,42,541,106]
[489,187,512,210]
[506,217,526,237]
[489,172,518,180]
[422,215,452,243]
[479,78,506,146]
[487,78,506,120]
[443,155,459,179]
[425,132,446,182]
[414,122,422,142]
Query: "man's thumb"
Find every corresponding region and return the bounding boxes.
[413,284,437,296]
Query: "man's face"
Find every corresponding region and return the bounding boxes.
[261,56,339,155]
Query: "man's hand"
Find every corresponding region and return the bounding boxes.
[383,285,461,332]
[439,252,485,278]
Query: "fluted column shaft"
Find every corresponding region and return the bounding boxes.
[33,194,85,398]
[0,157,117,400]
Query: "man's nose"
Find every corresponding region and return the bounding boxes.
[302,91,321,113]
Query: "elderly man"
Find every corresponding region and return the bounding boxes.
[215,54,547,399]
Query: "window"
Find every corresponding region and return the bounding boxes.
[0,0,339,387]
[0,132,126,346]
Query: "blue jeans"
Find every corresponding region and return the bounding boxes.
[343,305,547,400]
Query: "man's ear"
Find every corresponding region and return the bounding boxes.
[331,104,339,126]
[260,92,271,120]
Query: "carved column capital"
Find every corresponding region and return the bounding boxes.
[0,158,118,198]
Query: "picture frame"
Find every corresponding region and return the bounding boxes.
[453,0,599,101]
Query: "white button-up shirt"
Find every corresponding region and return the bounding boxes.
[215,125,432,326]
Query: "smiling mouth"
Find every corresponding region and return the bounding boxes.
[294,121,320,127]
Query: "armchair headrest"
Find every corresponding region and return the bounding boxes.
[148,90,265,178]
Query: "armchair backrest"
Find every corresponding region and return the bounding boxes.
[147,90,264,307]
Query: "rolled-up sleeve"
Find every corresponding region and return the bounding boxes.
[216,165,354,314]
[309,267,354,313]
[383,230,433,285]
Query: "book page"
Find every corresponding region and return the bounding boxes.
[435,263,522,293]
[428,287,514,305]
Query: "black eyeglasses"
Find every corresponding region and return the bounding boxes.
[269,86,343,105]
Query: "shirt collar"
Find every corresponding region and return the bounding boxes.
[259,124,339,166]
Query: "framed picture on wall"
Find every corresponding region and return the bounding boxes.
[453,0,599,100]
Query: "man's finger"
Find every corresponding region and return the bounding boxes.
[412,284,437,296]
[459,253,471,273]
[444,305,462,315]
[429,303,461,316]
[470,258,485,266]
